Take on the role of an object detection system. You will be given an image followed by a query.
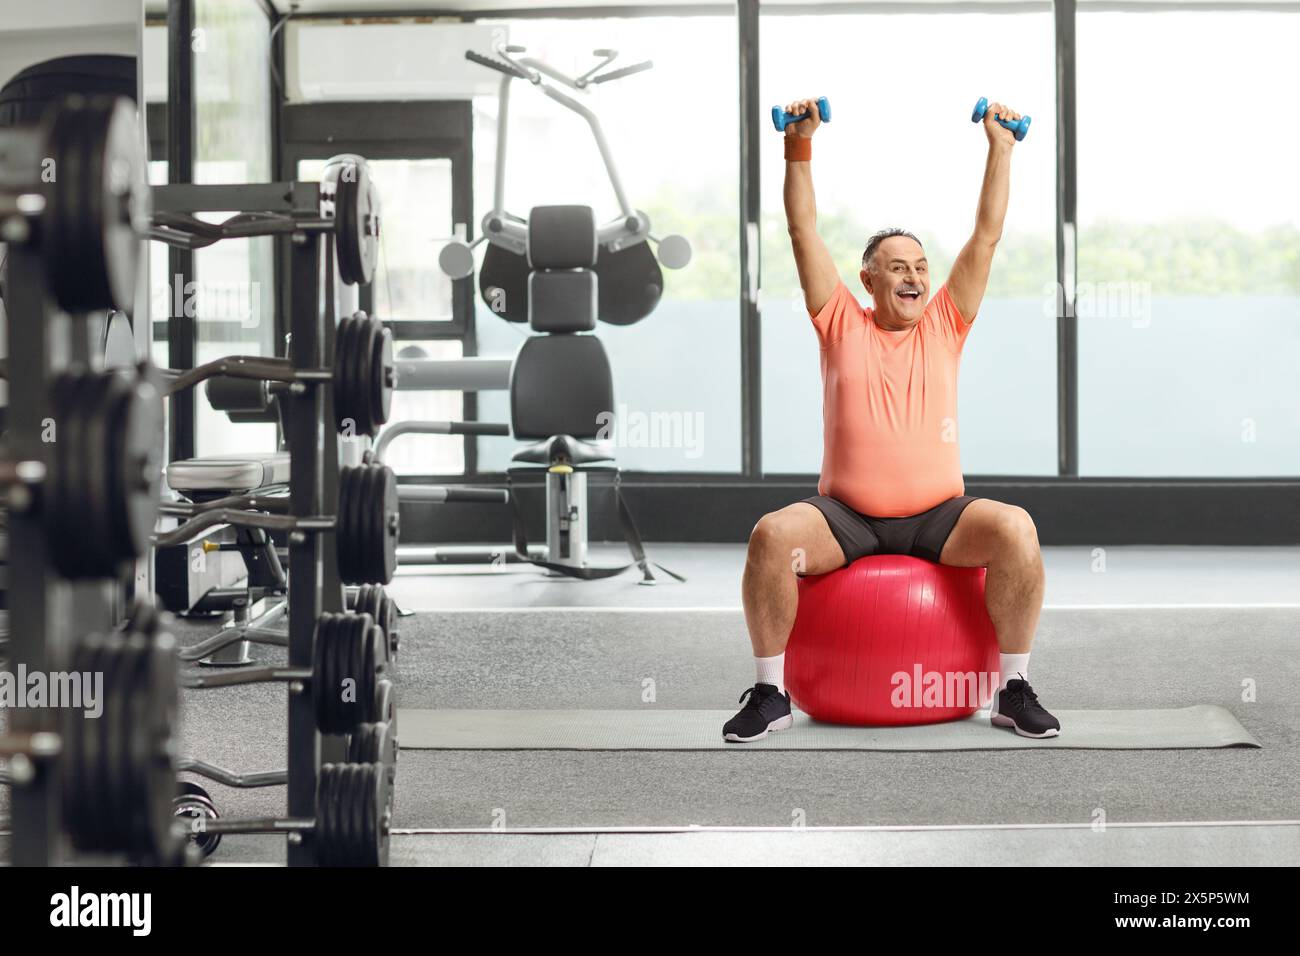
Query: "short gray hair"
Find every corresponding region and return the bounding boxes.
[861,228,923,272]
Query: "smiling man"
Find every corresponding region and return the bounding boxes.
[723,98,1060,743]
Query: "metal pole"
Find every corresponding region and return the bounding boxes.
[1055,0,1079,476]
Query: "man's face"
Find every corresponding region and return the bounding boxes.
[861,235,929,327]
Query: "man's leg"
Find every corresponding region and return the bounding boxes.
[938,499,1043,654]
[938,498,1059,737]
[724,502,846,742]
[742,502,846,657]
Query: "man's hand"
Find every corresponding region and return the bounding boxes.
[783,98,825,139]
[981,101,1023,149]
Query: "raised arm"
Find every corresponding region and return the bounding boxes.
[947,100,1021,323]
[782,99,839,315]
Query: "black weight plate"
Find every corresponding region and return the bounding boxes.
[335,171,360,286]
[364,622,383,721]
[334,164,378,287]
[347,763,367,865]
[371,324,394,431]
[377,466,398,585]
[61,636,101,850]
[352,585,392,666]
[322,615,346,732]
[315,763,342,866]
[312,613,333,732]
[311,614,335,733]
[338,615,361,729]
[358,465,380,586]
[89,372,129,574]
[43,99,89,310]
[382,596,399,662]
[594,241,663,326]
[363,318,386,436]
[329,764,354,868]
[373,679,397,776]
[346,317,369,435]
[374,678,396,731]
[109,637,144,854]
[43,372,79,571]
[112,371,164,560]
[364,761,390,867]
[98,98,147,313]
[351,466,373,585]
[336,466,361,584]
[336,163,378,287]
[91,635,128,851]
[346,314,368,436]
[47,371,91,576]
[77,373,117,576]
[359,171,380,285]
[351,317,379,436]
[479,243,529,322]
[86,372,128,575]
[347,613,373,730]
[329,314,350,433]
[335,467,355,584]
[330,614,356,732]
[117,636,150,852]
[95,370,135,569]
[136,624,180,862]
[352,584,377,619]
[316,612,361,734]
[122,633,156,855]
[45,97,143,313]
[65,637,102,850]
[332,314,358,435]
[347,722,380,764]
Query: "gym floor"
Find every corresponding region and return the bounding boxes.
[11,543,1279,867]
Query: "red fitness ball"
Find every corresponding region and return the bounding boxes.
[786,555,1000,726]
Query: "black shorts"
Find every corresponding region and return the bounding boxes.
[804,494,979,565]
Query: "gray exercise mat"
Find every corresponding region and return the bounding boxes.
[397,705,1260,751]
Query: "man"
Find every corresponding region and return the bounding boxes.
[723,98,1060,743]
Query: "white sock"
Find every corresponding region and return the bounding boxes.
[755,653,785,693]
[998,653,1030,690]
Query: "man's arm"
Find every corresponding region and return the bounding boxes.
[782,98,839,315]
[947,101,1021,323]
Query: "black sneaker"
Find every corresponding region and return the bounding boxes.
[990,677,1061,738]
[723,683,793,742]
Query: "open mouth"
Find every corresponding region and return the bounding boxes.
[896,288,923,302]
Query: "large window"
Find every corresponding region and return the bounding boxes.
[759,9,1058,477]
[300,156,466,477]
[470,16,742,474]
[190,0,275,457]
[1077,10,1300,476]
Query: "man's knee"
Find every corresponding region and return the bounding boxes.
[748,510,806,565]
[992,505,1039,555]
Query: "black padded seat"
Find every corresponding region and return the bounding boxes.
[511,434,614,467]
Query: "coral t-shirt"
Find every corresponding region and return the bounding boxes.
[810,281,973,518]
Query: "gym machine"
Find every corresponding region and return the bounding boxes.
[417,44,691,582]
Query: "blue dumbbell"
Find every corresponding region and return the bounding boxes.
[971,97,1031,141]
[772,97,831,132]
